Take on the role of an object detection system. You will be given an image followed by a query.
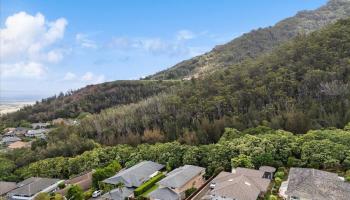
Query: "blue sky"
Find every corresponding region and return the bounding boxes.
[1,0,327,101]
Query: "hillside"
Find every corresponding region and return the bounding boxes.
[78,18,350,145]
[147,0,350,80]
[1,80,179,126]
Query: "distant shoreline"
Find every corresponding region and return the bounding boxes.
[0,101,35,115]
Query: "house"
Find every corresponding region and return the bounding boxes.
[99,187,134,200]
[102,161,164,200]
[0,181,16,197]
[56,171,92,195]
[259,166,276,180]
[25,129,48,138]
[280,168,350,200]
[31,123,50,129]
[202,167,274,200]
[149,165,205,200]
[8,141,30,149]
[1,136,21,145]
[13,127,28,136]
[7,177,63,200]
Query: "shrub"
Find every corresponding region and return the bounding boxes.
[274,177,282,187]
[84,189,93,200]
[134,173,165,196]
[268,194,278,200]
[274,171,285,179]
[185,187,197,198]
[58,182,66,189]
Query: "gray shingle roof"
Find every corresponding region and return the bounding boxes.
[0,181,16,196]
[149,187,180,200]
[100,187,134,200]
[103,161,164,187]
[286,168,350,200]
[1,136,21,144]
[159,165,205,188]
[259,166,276,173]
[9,177,60,197]
[208,168,271,200]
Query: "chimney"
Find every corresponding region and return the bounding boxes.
[232,168,236,174]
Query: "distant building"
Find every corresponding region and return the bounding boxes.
[0,181,16,197]
[7,177,63,200]
[280,168,350,200]
[25,129,48,138]
[202,167,274,200]
[101,161,164,200]
[13,127,29,136]
[1,136,21,145]
[149,165,205,200]
[56,171,92,195]
[31,123,50,129]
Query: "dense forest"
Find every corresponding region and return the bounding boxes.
[73,18,350,145]
[0,80,179,126]
[1,124,350,182]
[147,0,350,80]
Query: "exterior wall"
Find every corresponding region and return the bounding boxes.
[174,171,205,199]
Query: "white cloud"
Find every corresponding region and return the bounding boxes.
[108,29,200,57]
[0,12,68,78]
[176,30,196,41]
[1,62,46,78]
[63,72,77,80]
[76,33,97,49]
[81,72,105,84]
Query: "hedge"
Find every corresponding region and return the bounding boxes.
[134,173,165,196]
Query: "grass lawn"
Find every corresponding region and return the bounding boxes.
[141,184,159,197]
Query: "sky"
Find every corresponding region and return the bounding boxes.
[0,0,328,101]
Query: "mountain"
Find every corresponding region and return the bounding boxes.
[78,17,350,145]
[0,80,179,126]
[147,0,350,80]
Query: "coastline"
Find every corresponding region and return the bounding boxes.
[0,101,35,115]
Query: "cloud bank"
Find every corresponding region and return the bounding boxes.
[0,12,67,78]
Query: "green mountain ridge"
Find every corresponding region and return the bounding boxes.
[78,17,350,145]
[147,0,350,80]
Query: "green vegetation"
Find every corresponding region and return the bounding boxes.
[147,0,350,80]
[1,125,349,182]
[0,80,179,126]
[75,18,350,146]
[134,173,165,197]
[67,185,84,200]
[185,187,197,198]
[92,160,122,189]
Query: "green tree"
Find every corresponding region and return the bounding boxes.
[231,155,254,168]
[67,185,84,200]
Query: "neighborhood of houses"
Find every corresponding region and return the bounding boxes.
[0,119,79,151]
[1,160,350,200]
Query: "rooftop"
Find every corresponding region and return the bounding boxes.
[103,161,164,187]
[149,187,180,200]
[208,168,271,200]
[158,165,205,188]
[286,168,350,200]
[9,177,61,197]
[0,181,17,196]
[99,187,134,200]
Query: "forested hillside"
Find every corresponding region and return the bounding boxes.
[1,80,179,126]
[2,125,350,181]
[147,0,350,80]
[78,18,350,145]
